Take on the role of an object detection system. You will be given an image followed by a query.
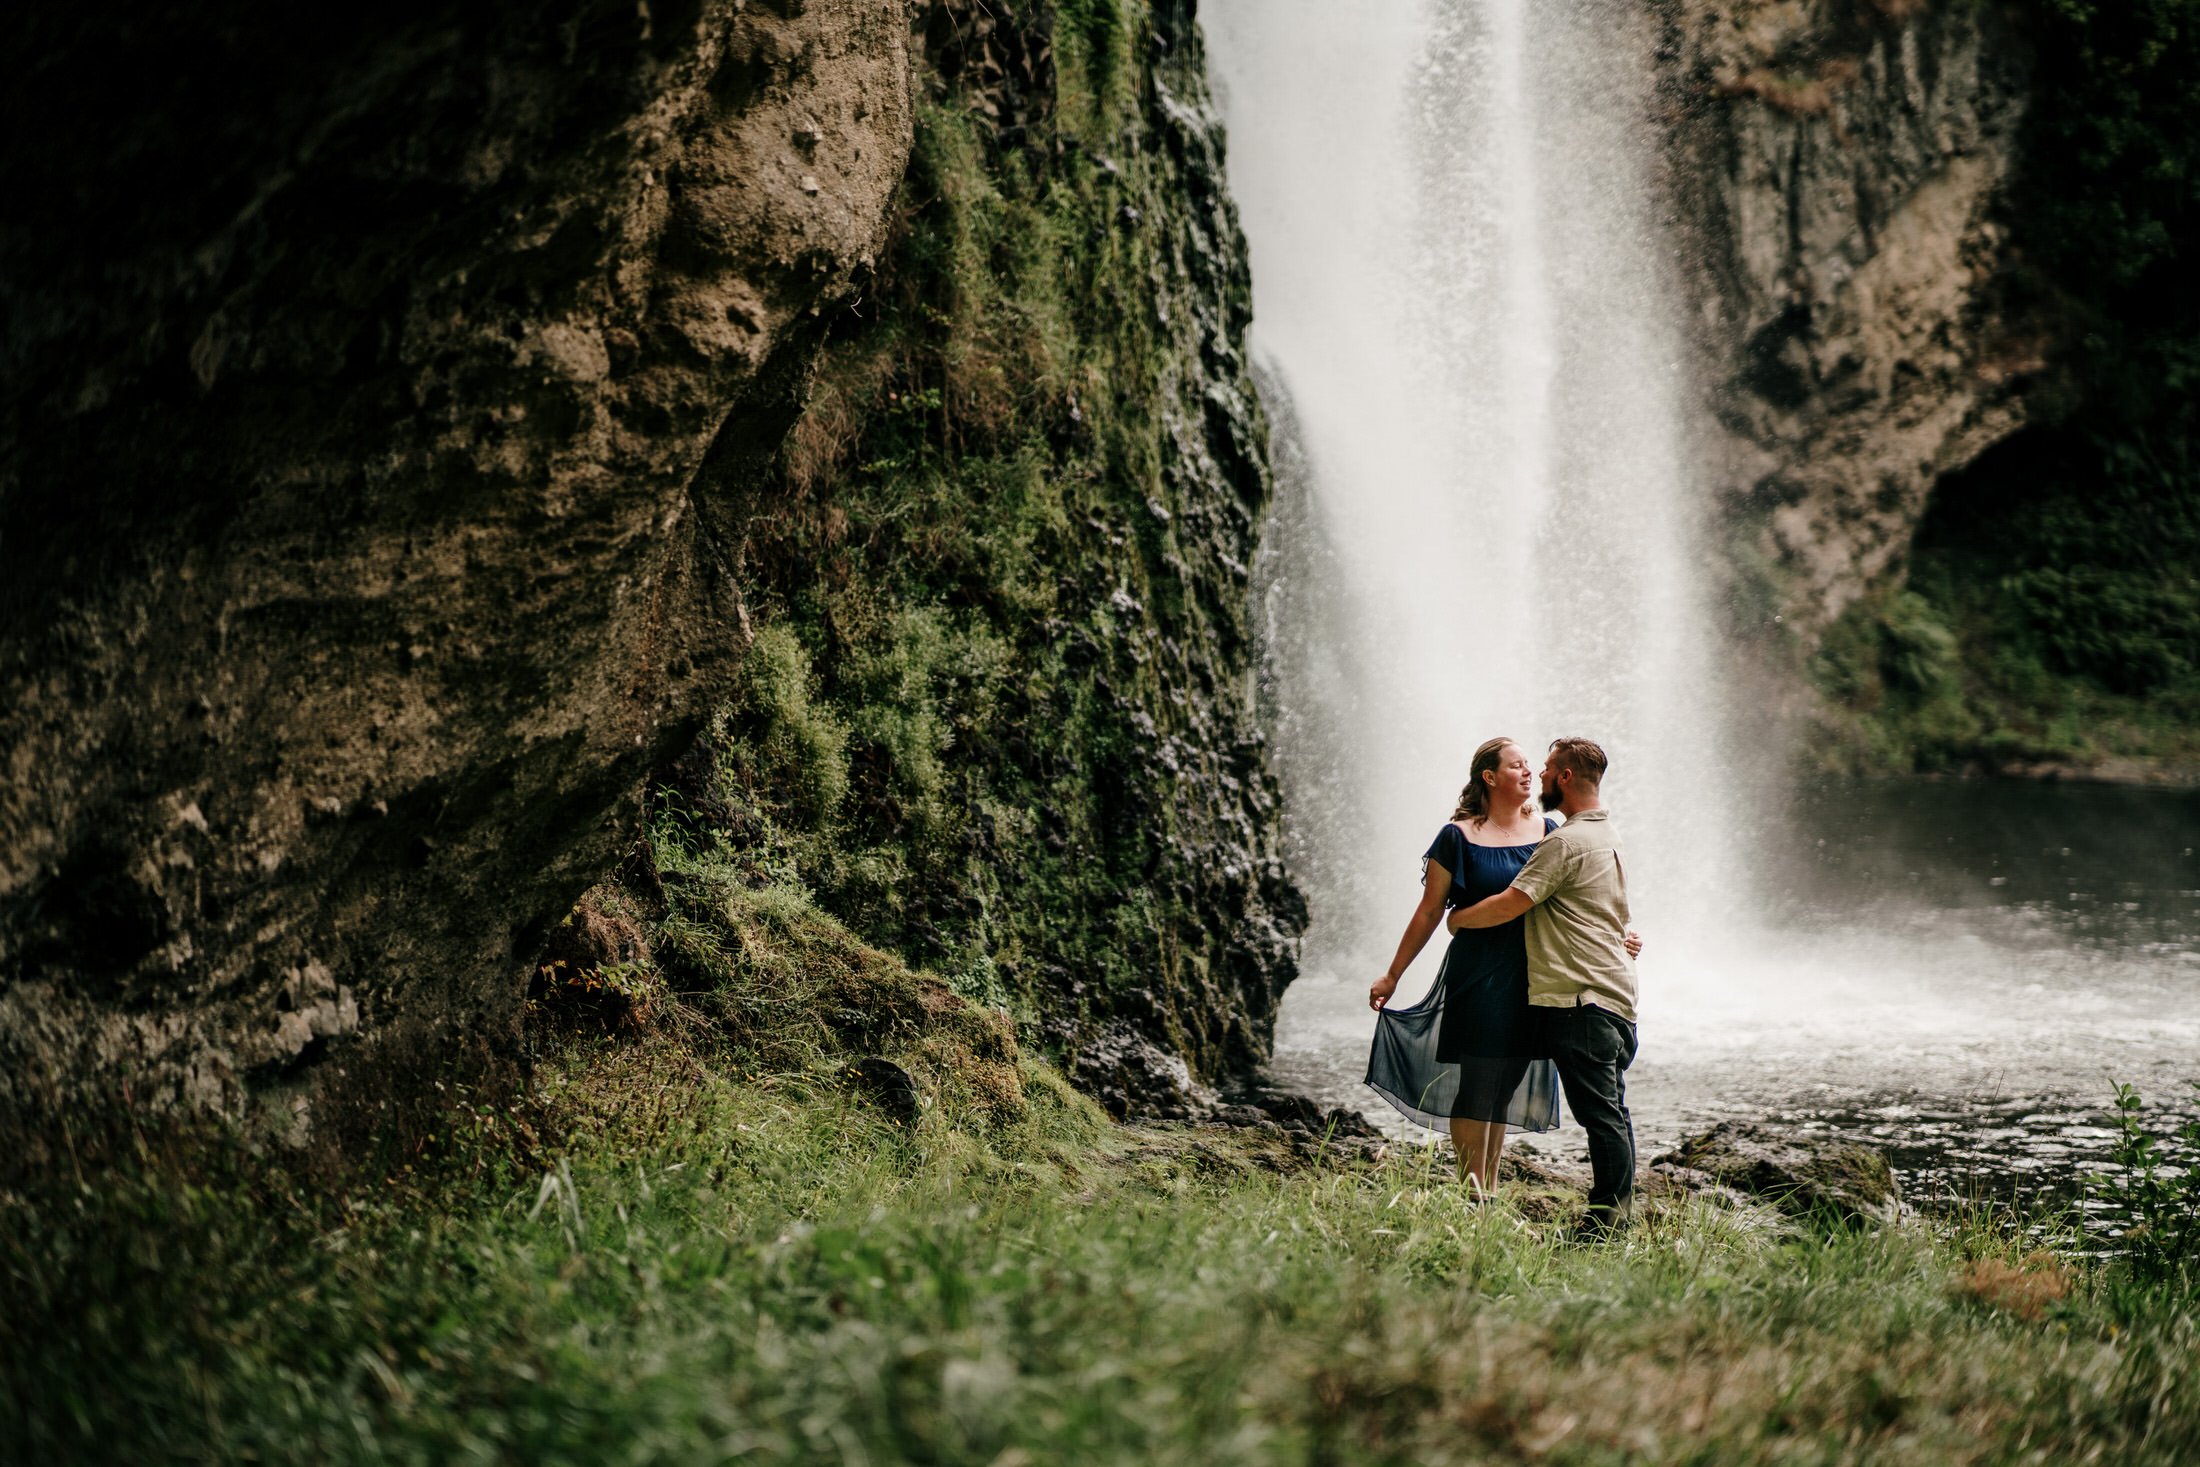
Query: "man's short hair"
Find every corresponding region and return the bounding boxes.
[1548,736,1608,787]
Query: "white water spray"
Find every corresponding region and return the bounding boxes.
[1206,0,1735,1081]
[1203,2,2200,1178]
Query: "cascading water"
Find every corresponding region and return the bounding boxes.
[1206,0,2200,1185]
[1207,0,1733,1095]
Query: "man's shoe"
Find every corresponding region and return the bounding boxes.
[1570,1202,1633,1242]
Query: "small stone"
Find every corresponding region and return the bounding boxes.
[1210,1103,1278,1132]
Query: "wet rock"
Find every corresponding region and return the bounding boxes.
[1209,1103,1283,1135]
[1223,1085,1383,1140]
[1653,1122,1902,1226]
[1498,1147,1594,1192]
[1073,1021,1204,1122]
[1641,1160,1755,1214]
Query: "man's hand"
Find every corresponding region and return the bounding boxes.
[1444,887,1535,933]
[1624,928,1644,960]
[1370,973,1399,1011]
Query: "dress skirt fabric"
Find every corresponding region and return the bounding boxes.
[1364,821,1562,1133]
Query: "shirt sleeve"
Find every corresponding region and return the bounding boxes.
[1510,833,1571,904]
[1422,824,1462,888]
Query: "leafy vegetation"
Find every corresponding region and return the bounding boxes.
[2092,1082,2200,1297]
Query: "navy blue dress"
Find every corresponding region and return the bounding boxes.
[1364,820,1563,1132]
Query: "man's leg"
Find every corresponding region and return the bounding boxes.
[1543,1006,1639,1230]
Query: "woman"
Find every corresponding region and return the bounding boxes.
[1365,737,1629,1188]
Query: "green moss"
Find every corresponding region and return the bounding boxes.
[719,624,850,830]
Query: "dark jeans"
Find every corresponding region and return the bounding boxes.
[1540,1004,1639,1217]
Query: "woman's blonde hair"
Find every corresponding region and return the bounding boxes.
[1450,736,1519,824]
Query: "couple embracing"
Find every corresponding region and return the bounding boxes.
[1366,736,1640,1236]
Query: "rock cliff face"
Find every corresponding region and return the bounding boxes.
[0,0,1302,1159]
[656,0,1304,1119]
[0,0,914,1161]
[1656,0,2045,638]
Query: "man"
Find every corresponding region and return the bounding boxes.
[1444,736,1637,1236]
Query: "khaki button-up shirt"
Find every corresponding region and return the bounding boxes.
[1509,807,1637,1021]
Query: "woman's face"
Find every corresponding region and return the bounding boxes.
[1484,744,1534,805]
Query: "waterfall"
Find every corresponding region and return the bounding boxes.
[1206,0,1740,1095]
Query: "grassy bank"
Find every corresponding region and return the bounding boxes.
[1800,577,2200,780]
[7,1030,2196,1464]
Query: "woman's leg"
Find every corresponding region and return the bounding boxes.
[1479,1122,1509,1187]
[1449,1116,1496,1189]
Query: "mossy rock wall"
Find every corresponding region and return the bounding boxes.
[641,0,1304,1115]
[0,0,1302,1166]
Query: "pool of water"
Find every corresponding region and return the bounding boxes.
[1269,779,2200,1208]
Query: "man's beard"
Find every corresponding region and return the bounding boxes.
[1539,786,1563,812]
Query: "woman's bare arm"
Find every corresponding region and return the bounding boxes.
[1370,860,1450,1011]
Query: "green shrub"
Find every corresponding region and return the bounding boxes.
[1999,566,2198,693]
[1878,591,1960,697]
[2091,1082,2200,1294]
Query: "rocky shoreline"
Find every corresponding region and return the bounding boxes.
[1139,1086,1907,1229]
[1903,758,2200,788]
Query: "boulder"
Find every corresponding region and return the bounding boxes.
[1653,1122,1903,1226]
[843,1057,923,1129]
[1073,1022,1204,1122]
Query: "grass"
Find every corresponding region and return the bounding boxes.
[6,1026,2198,1465]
